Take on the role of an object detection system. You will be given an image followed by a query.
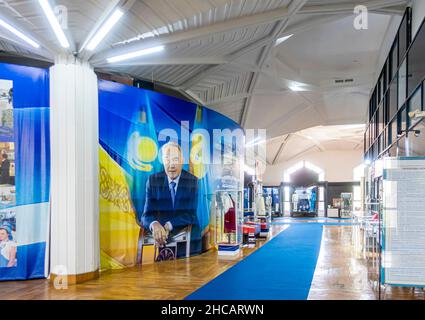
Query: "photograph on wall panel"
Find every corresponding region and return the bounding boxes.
[0,79,16,269]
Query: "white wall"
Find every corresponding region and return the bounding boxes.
[411,0,425,38]
[262,149,363,186]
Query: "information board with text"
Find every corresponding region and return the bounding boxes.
[382,157,425,286]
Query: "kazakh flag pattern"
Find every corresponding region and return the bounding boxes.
[99,145,139,269]
[190,106,213,251]
[99,80,243,269]
[124,92,161,224]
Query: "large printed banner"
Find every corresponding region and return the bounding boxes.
[99,80,244,269]
[0,63,50,281]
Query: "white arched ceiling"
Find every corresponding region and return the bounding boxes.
[266,124,365,165]
[0,0,408,164]
[244,12,401,133]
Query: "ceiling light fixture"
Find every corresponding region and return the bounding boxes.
[86,9,124,51]
[289,85,304,92]
[289,81,308,92]
[275,34,293,46]
[0,18,40,48]
[107,45,165,63]
[38,0,70,48]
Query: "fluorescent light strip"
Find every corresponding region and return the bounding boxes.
[86,9,124,51]
[38,0,70,48]
[289,85,304,92]
[275,34,293,46]
[107,46,165,63]
[0,18,40,48]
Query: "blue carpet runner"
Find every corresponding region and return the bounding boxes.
[185,223,323,300]
[272,217,356,227]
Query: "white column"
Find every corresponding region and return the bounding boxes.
[49,55,99,283]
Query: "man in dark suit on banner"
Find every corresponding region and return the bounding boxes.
[142,142,198,245]
[0,153,10,185]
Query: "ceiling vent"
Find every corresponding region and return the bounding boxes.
[334,78,354,84]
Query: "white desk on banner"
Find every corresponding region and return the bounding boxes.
[382,157,425,287]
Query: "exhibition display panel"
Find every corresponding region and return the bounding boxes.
[0,63,50,281]
[279,183,323,218]
[214,171,243,256]
[263,187,280,216]
[0,60,246,280]
[290,187,318,217]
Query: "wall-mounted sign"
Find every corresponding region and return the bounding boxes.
[382,157,425,286]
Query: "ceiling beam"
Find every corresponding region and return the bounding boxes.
[370,7,406,15]
[90,5,290,64]
[0,9,57,60]
[207,90,288,106]
[95,56,228,67]
[0,50,53,67]
[178,34,275,90]
[282,146,318,163]
[79,0,121,53]
[353,143,363,150]
[240,0,309,127]
[263,57,329,124]
[95,67,206,105]
[79,0,136,60]
[97,0,405,86]
[181,1,397,95]
[0,31,45,56]
[277,13,350,39]
[294,132,326,152]
[272,134,292,165]
[229,62,275,74]
[206,93,249,106]
[204,89,289,106]
[298,0,408,15]
[267,104,312,138]
[180,2,333,92]
[182,89,206,106]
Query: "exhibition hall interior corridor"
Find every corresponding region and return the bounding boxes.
[1,0,425,304]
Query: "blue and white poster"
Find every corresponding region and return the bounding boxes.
[0,63,50,281]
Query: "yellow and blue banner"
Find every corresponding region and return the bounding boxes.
[99,80,243,268]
